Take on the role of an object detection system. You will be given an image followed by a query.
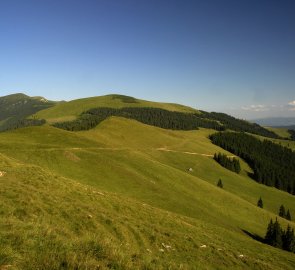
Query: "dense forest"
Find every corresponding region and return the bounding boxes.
[213,153,241,173]
[209,132,295,195]
[199,111,279,138]
[53,107,224,131]
[278,205,292,221]
[53,106,280,139]
[0,118,46,131]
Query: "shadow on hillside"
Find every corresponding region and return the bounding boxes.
[242,229,265,244]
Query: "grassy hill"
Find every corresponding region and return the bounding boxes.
[0,93,56,131]
[1,152,294,270]
[0,114,295,269]
[34,94,198,124]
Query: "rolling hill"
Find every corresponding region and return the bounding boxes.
[0,93,56,131]
[0,94,294,269]
[33,94,198,124]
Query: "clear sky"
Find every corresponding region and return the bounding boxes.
[1,0,294,119]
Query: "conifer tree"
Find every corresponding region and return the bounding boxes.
[279,205,286,218]
[286,209,291,221]
[265,219,274,245]
[265,218,295,252]
[217,179,223,188]
[282,225,295,252]
[272,218,283,248]
[257,197,263,208]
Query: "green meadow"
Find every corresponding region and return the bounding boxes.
[34,94,198,124]
[1,95,295,269]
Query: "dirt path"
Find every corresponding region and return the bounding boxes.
[156,148,237,158]
[156,148,214,157]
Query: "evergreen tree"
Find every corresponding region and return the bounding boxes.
[265,219,274,245]
[279,205,286,218]
[257,197,263,208]
[272,218,283,248]
[286,209,292,221]
[217,179,223,188]
[282,225,295,252]
[265,218,295,252]
[213,153,241,174]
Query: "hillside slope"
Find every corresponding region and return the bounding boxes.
[1,153,294,269]
[0,93,56,131]
[0,117,294,268]
[34,94,198,123]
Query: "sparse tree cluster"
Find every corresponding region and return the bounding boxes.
[279,205,292,221]
[210,132,295,195]
[265,219,295,252]
[213,153,241,173]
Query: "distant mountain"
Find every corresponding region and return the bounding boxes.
[0,93,56,131]
[0,93,279,138]
[252,117,295,127]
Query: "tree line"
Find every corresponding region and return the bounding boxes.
[53,107,225,131]
[53,106,281,140]
[199,111,279,138]
[0,118,46,132]
[279,205,292,221]
[209,132,295,195]
[213,153,241,173]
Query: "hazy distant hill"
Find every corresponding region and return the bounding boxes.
[252,117,295,127]
[0,93,56,131]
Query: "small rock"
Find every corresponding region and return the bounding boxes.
[239,254,244,258]
[87,214,93,219]
[200,244,207,248]
[159,248,165,252]
[162,243,171,249]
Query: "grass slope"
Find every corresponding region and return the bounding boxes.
[34,94,198,123]
[1,153,295,269]
[265,127,291,139]
[0,118,294,269]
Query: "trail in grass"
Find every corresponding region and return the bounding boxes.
[156,147,237,158]
[156,147,214,157]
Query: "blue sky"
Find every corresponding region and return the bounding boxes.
[0,0,294,119]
